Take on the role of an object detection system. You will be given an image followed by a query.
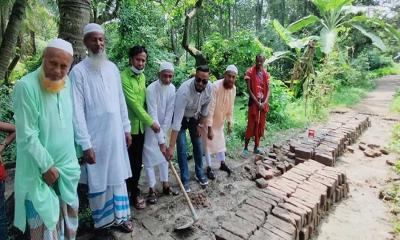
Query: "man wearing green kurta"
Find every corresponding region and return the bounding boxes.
[121,45,160,209]
[13,39,80,239]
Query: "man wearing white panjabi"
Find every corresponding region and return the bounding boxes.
[203,65,237,180]
[142,62,178,204]
[70,23,134,234]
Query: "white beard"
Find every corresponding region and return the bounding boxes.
[87,50,108,70]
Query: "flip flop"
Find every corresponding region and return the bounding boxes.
[163,186,179,196]
[146,192,157,204]
[113,220,134,233]
[132,196,146,209]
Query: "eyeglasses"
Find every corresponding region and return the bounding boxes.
[195,77,208,85]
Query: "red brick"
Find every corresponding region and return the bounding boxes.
[215,228,243,240]
[221,215,257,240]
[314,153,334,166]
[279,202,308,226]
[251,191,279,207]
[295,147,313,160]
[282,175,303,185]
[299,226,310,240]
[263,187,289,199]
[268,182,296,196]
[250,228,286,240]
[266,214,297,236]
[263,222,296,240]
[285,201,312,224]
[256,178,268,188]
[272,206,302,228]
[236,204,266,227]
[245,197,273,213]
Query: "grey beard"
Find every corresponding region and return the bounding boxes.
[87,50,108,70]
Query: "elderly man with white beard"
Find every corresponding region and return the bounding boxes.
[70,23,134,234]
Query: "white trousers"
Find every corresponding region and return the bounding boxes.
[205,151,226,167]
[145,161,169,188]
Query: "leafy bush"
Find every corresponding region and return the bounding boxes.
[202,31,273,96]
[268,78,293,128]
[0,85,15,163]
[106,1,174,84]
[363,48,394,70]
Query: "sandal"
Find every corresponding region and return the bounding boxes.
[163,186,179,196]
[146,191,157,204]
[113,220,134,233]
[131,195,146,209]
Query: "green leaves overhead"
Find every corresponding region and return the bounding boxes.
[272,0,397,56]
[351,24,386,51]
[311,0,353,14]
[266,51,293,64]
[287,15,320,33]
[273,20,318,50]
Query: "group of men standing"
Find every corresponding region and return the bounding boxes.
[9,22,270,239]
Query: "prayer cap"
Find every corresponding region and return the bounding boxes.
[225,64,238,74]
[46,38,73,56]
[83,23,104,36]
[159,61,174,72]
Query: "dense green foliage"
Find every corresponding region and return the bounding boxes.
[0,0,399,164]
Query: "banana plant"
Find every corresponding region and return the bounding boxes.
[270,19,319,92]
[286,0,393,55]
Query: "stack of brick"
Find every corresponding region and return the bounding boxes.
[285,114,370,166]
[216,160,349,240]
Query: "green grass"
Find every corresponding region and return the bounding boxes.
[330,86,369,107]
[390,90,400,113]
[388,80,400,236]
[368,64,400,79]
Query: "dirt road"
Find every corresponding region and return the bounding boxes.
[314,75,400,240]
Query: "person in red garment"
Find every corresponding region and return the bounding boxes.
[0,121,16,238]
[242,54,270,157]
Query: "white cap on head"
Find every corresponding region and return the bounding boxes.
[46,38,73,56]
[159,61,174,72]
[83,23,104,36]
[225,64,238,74]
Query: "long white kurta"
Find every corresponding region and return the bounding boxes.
[204,79,236,154]
[142,80,175,167]
[70,58,132,193]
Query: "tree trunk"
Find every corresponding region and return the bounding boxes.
[228,4,231,37]
[0,0,26,81]
[280,0,285,26]
[30,30,36,55]
[255,0,263,32]
[196,12,200,49]
[219,6,224,37]
[58,0,91,65]
[182,0,207,66]
[96,0,120,24]
[170,27,180,64]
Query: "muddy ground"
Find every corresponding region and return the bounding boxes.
[6,75,392,240]
[72,75,395,240]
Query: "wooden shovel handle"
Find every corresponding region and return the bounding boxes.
[169,161,199,222]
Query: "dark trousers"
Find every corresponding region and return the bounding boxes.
[0,181,6,239]
[127,133,145,197]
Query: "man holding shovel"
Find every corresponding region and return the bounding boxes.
[242,54,270,157]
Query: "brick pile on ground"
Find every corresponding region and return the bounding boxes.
[358,142,389,158]
[285,113,370,166]
[243,114,370,184]
[215,160,349,240]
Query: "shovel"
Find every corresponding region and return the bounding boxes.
[169,160,199,230]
